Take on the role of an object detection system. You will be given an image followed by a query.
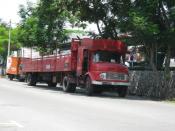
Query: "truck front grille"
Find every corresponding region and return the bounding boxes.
[106,73,126,80]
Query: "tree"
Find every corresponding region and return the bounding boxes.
[0,23,8,60]
[18,0,77,53]
[123,0,175,98]
[0,21,20,63]
[18,2,38,48]
[65,0,132,39]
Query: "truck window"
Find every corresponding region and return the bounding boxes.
[93,51,121,63]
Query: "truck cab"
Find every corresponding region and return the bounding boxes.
[74,38,130,96]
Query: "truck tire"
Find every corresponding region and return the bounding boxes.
[27,74,36,86]
[63,76,76,93]
[9,75,14,81]
[85,77,94,96]
[18,76,25,82]
[118,86,128,97]
[48,82,57,87]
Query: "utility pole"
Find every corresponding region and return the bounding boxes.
[7,20,11,57]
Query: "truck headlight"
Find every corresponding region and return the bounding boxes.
[100,73,107,79]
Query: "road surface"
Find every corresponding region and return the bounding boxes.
[0,78,175,131]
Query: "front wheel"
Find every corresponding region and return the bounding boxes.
[85,77,94,96]
[118,86,128,97]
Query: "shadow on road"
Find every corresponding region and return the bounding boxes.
[12,79,151,101]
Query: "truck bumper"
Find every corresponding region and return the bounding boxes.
[92,81,130,86]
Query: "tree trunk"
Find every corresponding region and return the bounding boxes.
[149,44,157,71]
[147,43,160,97]
[164,45,171,78]
[163,45,171,99]
[96,20,102,37]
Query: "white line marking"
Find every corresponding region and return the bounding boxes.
[10,121,24,128]
[0,121,24,128]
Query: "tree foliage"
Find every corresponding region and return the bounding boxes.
[18,2,38,48]
[0,21,20,63]
[65,0,132,39]
[17,1,76,53]
[67,0,175,68]
[128,0,175,73]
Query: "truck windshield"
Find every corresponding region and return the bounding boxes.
[93,51,121,63]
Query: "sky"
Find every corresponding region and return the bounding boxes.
[0,0,36,25]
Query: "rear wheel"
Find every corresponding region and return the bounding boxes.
[27,74,36,86]
[85,77,94,96]
[118,86,128,97]
[63,76,76,93]
[18,76,25,82]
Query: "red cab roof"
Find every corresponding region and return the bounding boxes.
[81,38,127,54]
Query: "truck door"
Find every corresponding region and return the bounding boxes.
[83,49,89,72]
[77,48,89,76]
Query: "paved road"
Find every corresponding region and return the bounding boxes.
[0,78,175,131]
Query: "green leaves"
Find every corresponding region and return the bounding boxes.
[18,16,38,47]
[129,11,159,36]
[18,0,81,53]
[14,0,175,61]
[0,22,20,62]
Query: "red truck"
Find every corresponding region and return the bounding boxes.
[20,38,130,97]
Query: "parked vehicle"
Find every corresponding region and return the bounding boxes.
[6,56,24,81]
[9,38,130,97]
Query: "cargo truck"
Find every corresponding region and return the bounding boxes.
[19,38,130,96]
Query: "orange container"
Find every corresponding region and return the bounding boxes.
[6,57,21,75]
